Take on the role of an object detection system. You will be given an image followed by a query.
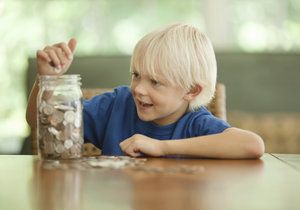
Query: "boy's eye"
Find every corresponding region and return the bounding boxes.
[131,72,139,78]
[150,79,160,86]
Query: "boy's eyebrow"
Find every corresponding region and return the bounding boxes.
[149,75,159,81]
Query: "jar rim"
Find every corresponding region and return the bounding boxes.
[38,74,81,79]
[38,74,82,86]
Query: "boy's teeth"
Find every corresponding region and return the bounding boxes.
[140,101,152,106]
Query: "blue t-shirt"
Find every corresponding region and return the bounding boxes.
[83,86,230,155]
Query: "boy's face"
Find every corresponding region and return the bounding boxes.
[130,71,189,126]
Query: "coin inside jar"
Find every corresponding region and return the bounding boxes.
[64,139,74,149]
[37,75,83,160]
[64,110,76,124]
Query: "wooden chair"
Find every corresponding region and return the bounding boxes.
[31,83,226,156]
[207,83,227,121]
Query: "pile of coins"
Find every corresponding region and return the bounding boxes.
[85,156,147,169]
[40,156,204,175]
[40,156,147,170]
[38,94,83,160]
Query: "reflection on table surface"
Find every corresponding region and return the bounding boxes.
[0,154,300,210]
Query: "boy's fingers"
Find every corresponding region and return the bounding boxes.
[36,50,51,63]
[53,47,68,66]
[120,139,134,153]
[120,140,129,150]
[68,38,77,53]
[47,50,61,69]
[132,148,143,157]
[54,42,73,60]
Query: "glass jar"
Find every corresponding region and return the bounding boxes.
[37,74,83,160]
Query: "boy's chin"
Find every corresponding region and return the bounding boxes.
[136,112,154,122]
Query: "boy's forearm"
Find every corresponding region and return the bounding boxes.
[161,128,265,159]
[26,79,39,128]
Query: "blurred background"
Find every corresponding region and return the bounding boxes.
[0,0,299,154]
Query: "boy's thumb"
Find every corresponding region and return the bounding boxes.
[68,38,77,53]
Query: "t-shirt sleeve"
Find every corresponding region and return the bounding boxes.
[192,113,231,136]
[83,91,116,148]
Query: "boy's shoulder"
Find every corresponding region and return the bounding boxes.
[183,106,229,127]
[178,107,230,137]
[112,85,133,101]
[188,106,213,118]
[183,107,230,134]
[113,85,131,94]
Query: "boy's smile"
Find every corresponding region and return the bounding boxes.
[136,99,153,110]
[131,71,189,126]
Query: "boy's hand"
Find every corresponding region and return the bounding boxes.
[120,134,165,157]
[36,38,77,75]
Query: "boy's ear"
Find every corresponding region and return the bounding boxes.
[183,85,202,101]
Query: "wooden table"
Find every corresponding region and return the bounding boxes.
[272,153,300,172]
[0,154,300,210]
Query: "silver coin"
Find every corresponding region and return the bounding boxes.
[55,142,65,154]
[64,110,76,123]
[49,110,64,126]
[53,67,61,73]
[71,129,80,142]
[64,139,73,149]
[55,104,75,111]
[74,118,81,128]
[43,104,55,115]
[56,131,65,141]
[48,127,59,136]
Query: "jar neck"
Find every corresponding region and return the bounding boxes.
[38,74,82,87]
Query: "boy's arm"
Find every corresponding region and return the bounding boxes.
[26,80,39,128]
[25,38,77,129]
[162,128,265,159]
[119,128,265,159]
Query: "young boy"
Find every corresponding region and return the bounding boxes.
[26,23,265,159]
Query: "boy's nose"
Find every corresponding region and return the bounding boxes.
[134,82,148,96]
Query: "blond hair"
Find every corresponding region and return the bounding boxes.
[130,23,217,111]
